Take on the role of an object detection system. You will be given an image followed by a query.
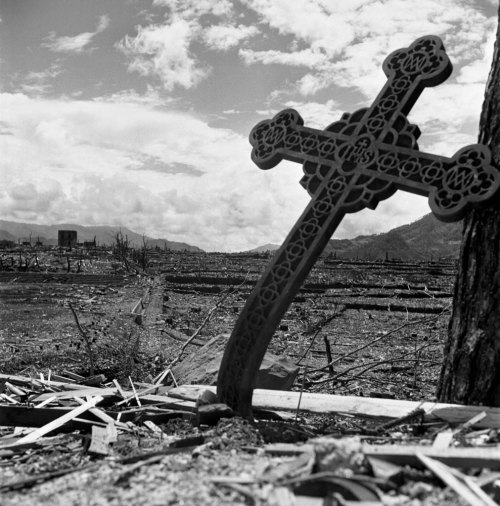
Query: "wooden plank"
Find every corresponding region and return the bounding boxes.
[260,441,500,472]
[88,425,111,455]
[112,379,127,399]
[168,385,206,402]
[432,429,454,450]
[32,387,119,401]
[116,384,162,406]
[73,397,128,431]
[140,395,196,412]
[0,404,193,428]
[13,396,104,445]
[417,453,493,506]
[32,388,195,411]
[5,382,28,397]
[178,385,500,429]
[50,374,78,384]
[35,396,57,408]
[364,444,500,470]
[62,370,86,381]
[41,387,197,410]
[143,420,165,435]
[0,373,83,391]
[0,405,104,428]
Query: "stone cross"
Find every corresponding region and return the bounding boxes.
[217,36,500,417]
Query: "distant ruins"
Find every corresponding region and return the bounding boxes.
[58,230,77,248]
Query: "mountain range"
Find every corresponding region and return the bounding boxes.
[0,220,202,252]
[1,213,464,259]
[248,213,463,260]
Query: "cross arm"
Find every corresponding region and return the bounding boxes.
[250,109,500,221]
[250,109,344,170]
[368,143,500,221]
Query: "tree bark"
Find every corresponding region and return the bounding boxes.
[437,12,500,405]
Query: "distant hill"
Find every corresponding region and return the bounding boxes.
[393,213,463,258]
[249,214,462,261]
[325,214,463,261]
[246,243,281,253]
[0,229,18,243]
[0,220,203,252]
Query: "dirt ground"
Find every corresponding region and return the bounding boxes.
[2,248,495,505]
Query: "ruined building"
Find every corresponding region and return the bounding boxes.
[58,230,77,248]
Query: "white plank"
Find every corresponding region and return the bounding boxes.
[179,385,500,429]
[432,429,454,449]
[365,444,500,470]
[417,453,486,506]
[0,373,83,391]
[33,388,196,411]
[12,396,104,445]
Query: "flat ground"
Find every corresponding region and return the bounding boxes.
[0,250,453,398]
[1,247,484,505]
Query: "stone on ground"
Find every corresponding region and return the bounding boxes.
[172,334,299,390]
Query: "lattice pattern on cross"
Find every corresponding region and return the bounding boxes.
[216,35,500,418]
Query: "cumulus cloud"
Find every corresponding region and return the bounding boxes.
[240,0,496,102]
[455,23,497,85]
[282,99,343,129]
[406,78,492,156]
[43,31,96,54]
[337,192,431,240]
[117,19,209,91]
[6,0,497,251]
[236,0,496,174]
[204,24,259,51]
[239,48,326,67]
[152,0,233,19]
[99,86,177,107]
[97,14,110,32]
[19,64,63,95]
[241,0,355,58]
[6,181,65,221]
[0,92,308,251]
[42,14,110,54]
[295,71,334,96]
[117,0,258,90]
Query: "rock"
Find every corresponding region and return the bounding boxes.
[171,333,299,390]
[256,354,299,390]
[196,403,234,426]
[196,389,218,406]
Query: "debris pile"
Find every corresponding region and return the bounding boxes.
[1,372,500,505]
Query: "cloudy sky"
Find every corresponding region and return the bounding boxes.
[0,0,498,251]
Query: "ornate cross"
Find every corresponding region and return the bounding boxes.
[217,36,500,417]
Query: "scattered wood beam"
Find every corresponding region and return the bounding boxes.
[12,395,103,445]
[173,385,500,429]
[365,445,500,471]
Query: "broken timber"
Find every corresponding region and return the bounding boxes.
[368,446,500,471]
[177,385,500,429]
[263,442,500,471]
[217,35,500,417]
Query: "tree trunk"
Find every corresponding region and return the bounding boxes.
[437,12,500,405]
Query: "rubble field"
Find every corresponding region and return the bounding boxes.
[1,247,498,505]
